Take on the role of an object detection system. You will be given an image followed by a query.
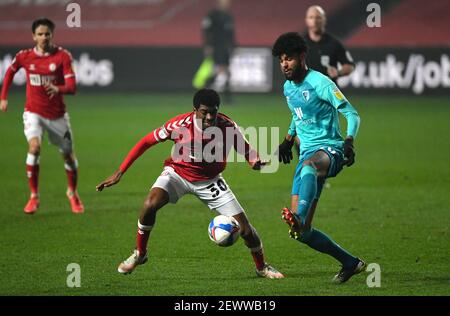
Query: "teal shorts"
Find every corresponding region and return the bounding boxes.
[291,145,345,199]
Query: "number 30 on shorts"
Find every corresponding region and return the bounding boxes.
[206,179,228,198]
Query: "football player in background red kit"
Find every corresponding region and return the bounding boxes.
[96,89,284,279]
[0,18,84,214]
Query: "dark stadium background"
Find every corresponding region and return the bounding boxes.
[0,0,449,296]
[1,0,449,95]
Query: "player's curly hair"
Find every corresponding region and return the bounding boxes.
[193,88,221,109]
[32,18,55,33]
[272,32,308,58]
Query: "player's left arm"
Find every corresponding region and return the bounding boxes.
[96,117,176,191]
[44,51,76,98]
[320,83,360,166]
[337,101,360,166]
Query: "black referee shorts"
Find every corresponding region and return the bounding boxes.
[213,47,232,66]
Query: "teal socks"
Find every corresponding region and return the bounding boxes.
[296,164,357,268]
[297,165,317,221]
[300,228,358,268]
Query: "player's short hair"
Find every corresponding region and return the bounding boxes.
[193,88,221,109]
[272,32,308,58]
[32,18,55,33]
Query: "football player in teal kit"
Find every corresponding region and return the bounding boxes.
[272,32,366,283]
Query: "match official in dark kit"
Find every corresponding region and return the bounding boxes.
[202,0,235,103]
[304,5,355,83]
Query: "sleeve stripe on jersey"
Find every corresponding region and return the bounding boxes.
[167,119,186,131]
[171,121,180,130]
[178,117,192,128]
[165,115,193,133]
[166,121,175,131]
[153,129,160,142]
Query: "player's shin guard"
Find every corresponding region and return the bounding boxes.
[64,160,78,193]
[242,225,265,270]
[26,153,40,196]
[297,165,317,222]
[250,243,265,271]
[299,228,358,269]
[136,220,153,256]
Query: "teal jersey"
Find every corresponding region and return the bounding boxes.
[284,69,351,154]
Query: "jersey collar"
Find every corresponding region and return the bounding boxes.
[33,45,56,57]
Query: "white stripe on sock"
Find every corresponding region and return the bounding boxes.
[138,220,153,231]
[26,153,40,166]
[64,159,78,171]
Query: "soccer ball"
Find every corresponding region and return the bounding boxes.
[208,215,240,247]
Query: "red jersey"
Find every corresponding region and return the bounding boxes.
[119,112,260,182]
[0,46,76,119]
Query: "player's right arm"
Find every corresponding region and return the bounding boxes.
[0,52,23,113]
[317,81,360,166]
[96,120,175,191]
[95,133,158,191]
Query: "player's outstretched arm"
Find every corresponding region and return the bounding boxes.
[250,160,268,170]
[96,170,123,191]
[0,100,7,113]
[96,131,160,191]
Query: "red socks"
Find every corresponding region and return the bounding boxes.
[26,153,40,196]
[64,162,78,193]
[26,164,39,196]
[65,169,78,192]
[137,221,153,255]
[26,155,79,197]
[251,245,265,271]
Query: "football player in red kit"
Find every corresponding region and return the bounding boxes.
[96,89,284,279]
[0,18,84,214]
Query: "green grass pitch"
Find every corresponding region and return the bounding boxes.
[0,92,449,295]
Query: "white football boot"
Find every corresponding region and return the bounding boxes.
[117,249,148,275]
[256,263,285,279]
